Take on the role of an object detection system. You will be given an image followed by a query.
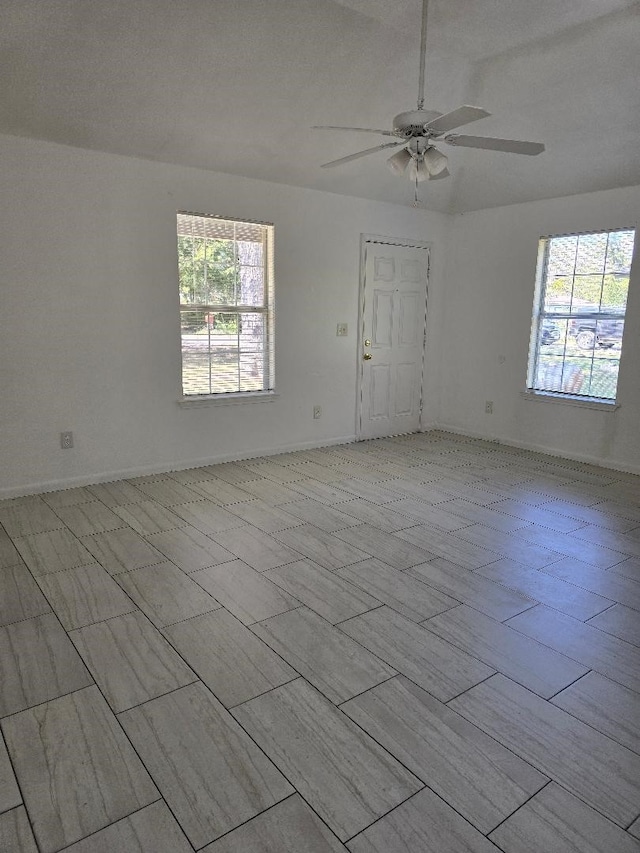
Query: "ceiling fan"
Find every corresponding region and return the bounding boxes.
[313,0,544,186]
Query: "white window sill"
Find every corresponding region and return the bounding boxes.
[178,391,279,408]
[521,390,619,411]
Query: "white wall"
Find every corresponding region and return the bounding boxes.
[4,133,638,496]
[0,134,448,496]
[439,185,640,472]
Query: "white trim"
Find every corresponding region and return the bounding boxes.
[177,213,275,398]
[520,390,620,411]
[0,434,357,500]
[527,227,633,405]
[5,425,638,499]
[356,234,432,441]
[431,422,640,476]
[178,391,279,408]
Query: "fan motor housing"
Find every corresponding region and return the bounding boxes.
[393,109,441,136]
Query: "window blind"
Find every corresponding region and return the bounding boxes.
[177,213,275,397]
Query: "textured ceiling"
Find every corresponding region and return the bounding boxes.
[1,0,639,212]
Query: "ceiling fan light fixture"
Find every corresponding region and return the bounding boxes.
[312,0,545,196]
[408,156,430,183]
[423,145,448,176]
[387,147,412,175]
[429,165,450,181]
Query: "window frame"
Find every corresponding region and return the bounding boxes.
[176,212,275,403]
[526,226,635,406]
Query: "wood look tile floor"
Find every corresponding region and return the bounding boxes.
[1,431,640,852]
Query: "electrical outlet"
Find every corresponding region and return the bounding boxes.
[60,431,74,449]
[313,405,322,419]
[336,323,348,337]
[485,401,493,414]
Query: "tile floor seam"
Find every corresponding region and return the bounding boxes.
[3,433,640,852]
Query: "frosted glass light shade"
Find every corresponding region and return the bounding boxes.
[423,146,448,176]
[387,148,412,175]
[409,157,429,182]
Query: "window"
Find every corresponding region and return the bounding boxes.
[527,227,635,402]
[177,212,275,398]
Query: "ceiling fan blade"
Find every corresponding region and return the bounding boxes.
[312,125,397,137]
[444,134,545,155]
[424,106,490,135]
[320,141,404,169]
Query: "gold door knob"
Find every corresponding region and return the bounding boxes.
[363,353,373,360]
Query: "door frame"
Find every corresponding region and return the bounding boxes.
[356,233,432,441]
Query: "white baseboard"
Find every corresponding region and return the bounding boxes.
[0,433,358,499]
[431,422,640,476]
[5,424,638,499]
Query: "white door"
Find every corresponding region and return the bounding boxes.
[358,239,429,441]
